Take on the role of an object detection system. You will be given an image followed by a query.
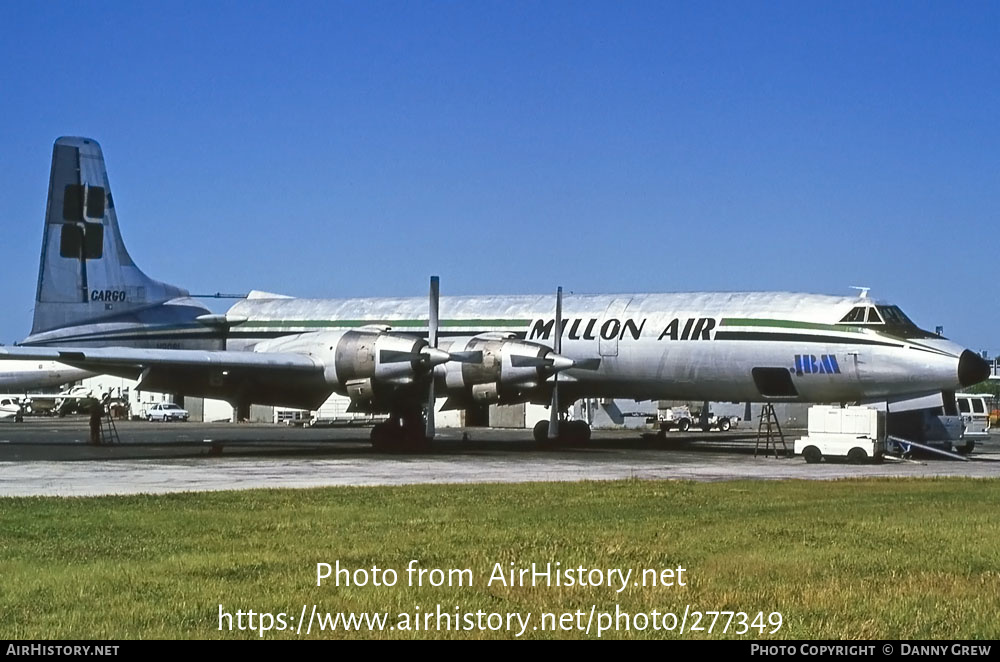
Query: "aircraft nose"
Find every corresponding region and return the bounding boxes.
[958,350,990,387]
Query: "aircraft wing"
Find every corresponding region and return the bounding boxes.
[0,346,322,371]
[0,346,330,409]
[28,393,94,402]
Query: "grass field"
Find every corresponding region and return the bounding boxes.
[1,478,998,639]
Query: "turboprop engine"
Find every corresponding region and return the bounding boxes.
[440,333,577,404]
[255,325,452,404]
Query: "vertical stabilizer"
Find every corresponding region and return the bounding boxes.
[32,137,189,335]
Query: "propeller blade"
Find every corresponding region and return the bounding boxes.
[510,355,554,368]
[379,349,423,364]
[548,375,560,439]
[548,285,563,440]
[572,358,602,371]
[554,286,563,355]
[448,350,483,363]
[429,276,439,349]
[381,348,479,367]
[426,275,440,440]
[426,378,435,439]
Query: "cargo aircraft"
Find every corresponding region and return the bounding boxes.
[0,138,989,449]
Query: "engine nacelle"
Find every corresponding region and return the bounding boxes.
[441,334,561,403]
[471,382,500,404]
[255,326,435,403]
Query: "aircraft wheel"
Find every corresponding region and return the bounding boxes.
[569,420,591,444]
[401,423,431,452]
[718,418,731,432]
[955,441,975,455]
[533,420,550,445]
[371,421,398,452]
[802,446,822,464]
[847,447,868,464]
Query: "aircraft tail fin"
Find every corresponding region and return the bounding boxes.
[31,137,189,335]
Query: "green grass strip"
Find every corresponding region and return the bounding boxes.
[1,478,997,639]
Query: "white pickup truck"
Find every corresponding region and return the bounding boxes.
[658,406,738,432]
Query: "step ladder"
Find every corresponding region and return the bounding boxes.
[99,397,121,445]
[755,403,788,457]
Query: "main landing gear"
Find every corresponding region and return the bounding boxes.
[370,409,432,453]
[533,418,592,447]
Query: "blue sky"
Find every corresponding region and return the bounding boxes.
[1,2,997,354]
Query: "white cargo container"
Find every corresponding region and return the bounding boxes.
[794,406,885,464]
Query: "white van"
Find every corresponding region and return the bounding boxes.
[955,393,991,450]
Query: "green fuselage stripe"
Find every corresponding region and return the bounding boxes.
[242,319,531,329]
[719,318,953,356]
[721,318,863,333]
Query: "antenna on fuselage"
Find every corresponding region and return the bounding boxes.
[849,286,870,299]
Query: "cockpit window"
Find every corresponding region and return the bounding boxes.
[877,306,912,325]
[837,303,937,338]
[840,307,867,323]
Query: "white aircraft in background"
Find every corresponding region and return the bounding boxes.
[0,359,92,392]
[0,386,96,419]
[0,137,990,449]
[0,397,24,421]
[0,360,93,421]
